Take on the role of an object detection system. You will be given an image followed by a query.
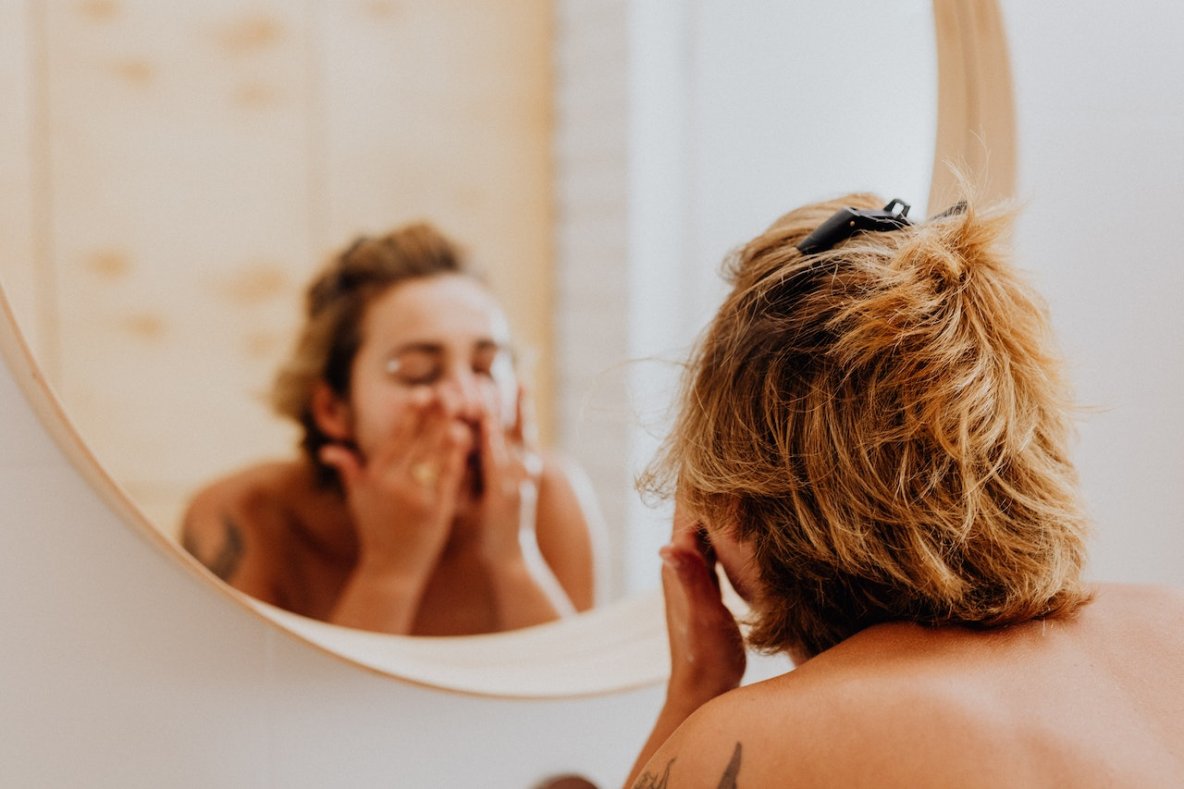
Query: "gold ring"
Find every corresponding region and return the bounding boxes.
[410,462,439,486]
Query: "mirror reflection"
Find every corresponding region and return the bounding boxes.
[181,224,599,633]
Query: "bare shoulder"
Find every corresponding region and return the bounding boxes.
[180,461,304,596]
[183,460,301,532]
[635,651,1018,788]
[536,451,606,532]
[644,596,1184,787]
[536,451,593,501]
[534,451,605,611]
[1089,581,1184,618]
[1080,581,1184,671]
[631,673,855,789]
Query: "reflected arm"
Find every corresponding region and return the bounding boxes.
[484,454,602,630]
[486,553,572,631]
[326,557,433,633]
[534,454,603,611]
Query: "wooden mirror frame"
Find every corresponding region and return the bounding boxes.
[0,0,1013,699]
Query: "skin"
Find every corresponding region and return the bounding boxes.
[182,275,600,635]
[626,507,1184,788]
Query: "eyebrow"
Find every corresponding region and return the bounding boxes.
[390,339,505,356]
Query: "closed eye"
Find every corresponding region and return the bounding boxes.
[386,348,442,385]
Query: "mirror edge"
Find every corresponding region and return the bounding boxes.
[930,0,1017,207]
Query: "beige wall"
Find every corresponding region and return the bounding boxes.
[0,0,554,536]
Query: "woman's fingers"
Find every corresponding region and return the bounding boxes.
[670,501,719,583]
[366,387,437,471]
[660,544,725,614]
[512,383,540,450]
[483,407,509,467]
[400,396,469,477]
[478,405,518,497]
[432,420,472,499]
[660,542,746,701]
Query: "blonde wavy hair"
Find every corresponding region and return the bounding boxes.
[643,192,1091,659]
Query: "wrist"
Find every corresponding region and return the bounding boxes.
[352,547,436,587]
[483,552,532,582]
[474,518,528,567]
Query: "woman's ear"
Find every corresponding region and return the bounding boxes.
[311,382,352,441]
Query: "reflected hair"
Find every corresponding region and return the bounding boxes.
[271,222,471,485]
[641,190,1091,659]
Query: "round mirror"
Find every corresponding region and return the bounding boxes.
[0,0,1012,695]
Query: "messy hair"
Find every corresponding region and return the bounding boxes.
[643,192,1091,659]
[272,222,470,484]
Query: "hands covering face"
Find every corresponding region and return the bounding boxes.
[318,381,541,579]
[464,384,543,565]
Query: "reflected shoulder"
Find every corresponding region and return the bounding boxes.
[183,460,301,526]
[536,450,600,522]
[536,450,579,487]
[180,459,303,594]
[534,451,604,612]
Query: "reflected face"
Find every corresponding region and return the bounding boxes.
[325,274,516,465]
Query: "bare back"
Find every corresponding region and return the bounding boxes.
[645,584,1184,787]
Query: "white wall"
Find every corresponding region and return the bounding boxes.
[625,0,939,595]
[1002,0,1184,584]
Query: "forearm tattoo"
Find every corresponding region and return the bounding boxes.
[182,514,245,582]
[631,743,742,789]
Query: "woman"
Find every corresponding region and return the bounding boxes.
[628,194,1183,786]
[182,223,600,636]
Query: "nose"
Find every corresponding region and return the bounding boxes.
[435,367,484,423]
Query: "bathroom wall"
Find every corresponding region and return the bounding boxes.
[1001,0,1184,584]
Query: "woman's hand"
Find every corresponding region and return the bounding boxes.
[320,392,471,581]
[659,504,747,712]
[469,384,543,566]
[459,384,574,629]
[625,503,748,785]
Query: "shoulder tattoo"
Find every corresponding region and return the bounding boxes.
[632,743,742,789]
[633,758,673,789]
[718,742,742,789]
[182,513,245,582]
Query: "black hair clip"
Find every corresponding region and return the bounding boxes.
[796,198,912,256]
